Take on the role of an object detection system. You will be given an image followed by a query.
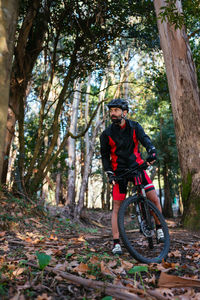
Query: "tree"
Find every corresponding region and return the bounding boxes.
[1,0,48,183]
[6,0,142,194]
[154,0,200,229]
[0,0,19,180]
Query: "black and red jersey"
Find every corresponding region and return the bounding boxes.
[100,119,155,174]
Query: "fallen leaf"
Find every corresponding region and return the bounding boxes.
[89,256,99,264]
[158,272,200,288]
[54,262,68,271]
[113,266,126,275]
[36,293,52,300]
[100,261,114,276]
[168,250,182,258]
[78,235,86,242]
[120,259,133,270]
[74,262,89,273]
[107,260,117,268]
[0,231,6,237]
[49,234,58,241]
[44,249,53,256]
[13,268,26,277]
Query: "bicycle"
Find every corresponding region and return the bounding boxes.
[116,162,170,264]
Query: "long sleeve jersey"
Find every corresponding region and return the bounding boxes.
[100,119,155,174]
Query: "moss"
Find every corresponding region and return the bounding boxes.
[183,194,200,230]
[182,172,192,205]
[182,172,200,230]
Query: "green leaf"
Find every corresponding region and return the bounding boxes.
[128,265,148,274]
[36,252,51,270]
[101,296,112,300]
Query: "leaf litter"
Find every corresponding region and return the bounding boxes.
[0,197,200,299]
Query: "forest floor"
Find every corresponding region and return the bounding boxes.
[0,193,200,300]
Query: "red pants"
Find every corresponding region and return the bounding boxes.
[113,170,155,201]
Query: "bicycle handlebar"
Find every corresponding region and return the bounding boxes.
[114,161,149,182]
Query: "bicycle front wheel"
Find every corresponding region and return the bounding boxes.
[118,196,170,264]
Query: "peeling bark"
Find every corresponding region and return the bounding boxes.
[154,0,200,229]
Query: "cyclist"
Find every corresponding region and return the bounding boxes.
[100,98,164,255]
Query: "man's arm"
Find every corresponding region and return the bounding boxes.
[135,122,157,161]
[100,132,113,172]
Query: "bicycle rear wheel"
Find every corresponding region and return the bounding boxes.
[118,196,170,264]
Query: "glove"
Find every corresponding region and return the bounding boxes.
[147,148,157,163]
[106,171,116,184]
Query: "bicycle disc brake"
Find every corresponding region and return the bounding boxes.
[140,220,154,238]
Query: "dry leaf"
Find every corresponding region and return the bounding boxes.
[0,231,6,237]
[100,261,113,276]
[44,249,53,255]
[68,260,79,269]
[145,274,156,285]
[89,256,99,264]
[25,253,36,260]
[113,266,126,275]
[78,235,86,242]
[158,272,200,288]
[89,248,96,252]
[74,262,89,274]
[120,259,133,270]
[54,262,68,271]
[13,268,25,276]
[107,260,117,268]
[36,293,52,300]
[49,234,57,241]
[168,250,182,258]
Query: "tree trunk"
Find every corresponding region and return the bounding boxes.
[0,0,19,180]
[154,0,200,229]
[66,79,82,212]
[1,0,46,183]
[75,76,106,218]
[157,164,163,208]
[162,163,173,218]
[42,136,49,204]
[56,135,61,206]
[6,133,18,190]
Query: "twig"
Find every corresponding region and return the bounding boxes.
[25,262,145,300]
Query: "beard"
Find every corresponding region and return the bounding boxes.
[111,116,122,124]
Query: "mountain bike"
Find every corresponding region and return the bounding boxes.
[117,163,170,264]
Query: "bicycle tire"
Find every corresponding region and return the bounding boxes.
[118,195,170,264]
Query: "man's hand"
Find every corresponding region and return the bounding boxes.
[106,171,116,185]
[147,150,157,166]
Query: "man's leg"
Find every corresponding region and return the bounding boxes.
[111,200,121,239]
[111,182,126,254]
[111,200,123,254]
[146,189,162,213]
[146,189,165,243]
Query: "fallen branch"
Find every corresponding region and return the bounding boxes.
[25,262,148,300]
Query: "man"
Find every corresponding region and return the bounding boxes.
[100,98,164,255]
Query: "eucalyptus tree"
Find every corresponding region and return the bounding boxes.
[154,0,200,229]
[2,0,48,183]
[0,0,19,180]
[5,0,139,194]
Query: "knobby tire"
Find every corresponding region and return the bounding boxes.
[118,196,170,264]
